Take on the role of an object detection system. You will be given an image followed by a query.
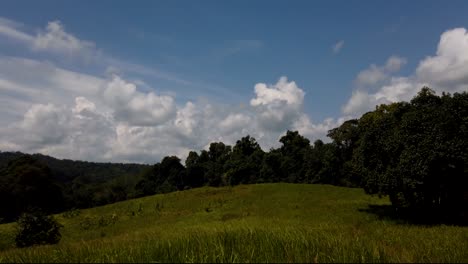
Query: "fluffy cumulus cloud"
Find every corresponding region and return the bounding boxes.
[0,97,115,161]
[219,113,251,133]
[1,17,467,164]
[19,103,70,147]
[416,28,468,91]
[251,76,305,131]
[102,75,176,126]
[344,27,468,116]
[0,62,333,163]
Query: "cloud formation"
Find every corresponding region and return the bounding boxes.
[0,19,96,58]
[344,28,468,116]
[354,55,407,87]
[1,17,467,165]
[416,28,468,91]
[0,61,333,163]
[251,76,305,131]
[332,40,345,54]
[102,75,176,126]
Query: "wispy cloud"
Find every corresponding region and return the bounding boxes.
[354,55,407,87]
[332,40,344,54]
[0,18,96,59]
[0,17,192,85]
[209,39,263,61]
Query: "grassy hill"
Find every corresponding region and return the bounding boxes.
[0,183,466,263]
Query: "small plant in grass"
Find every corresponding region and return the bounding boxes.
[79,216,95,230]
[62,208,80,218]
[155,202,164,212]
[15,210,63,248]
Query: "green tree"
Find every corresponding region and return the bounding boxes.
[15,210,62,248]
[279,131,311,182]
[225,136,264,185]
[0,156,64,221]
[203,142,232,186]
[184,151,206,188]
[260,150,283,183]
[355,88,468,223]
[327,119,361,186]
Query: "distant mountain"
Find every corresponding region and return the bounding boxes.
[0,151,152,222]
[0,151,151,184]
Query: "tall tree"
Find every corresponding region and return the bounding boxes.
[225,136,264,185]
[279,131,311,183]
[204,142,232,186]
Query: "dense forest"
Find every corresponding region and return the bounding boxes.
[0,87,467,224]
[0,152,150,222]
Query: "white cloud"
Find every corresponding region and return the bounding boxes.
[250,76,305,131]
[355,64,387,87]
[102,75,176,126]
[19,103,70,147]
[73,96,97,117]
[174,101,199,137]
[292,114,348,143]
[0,17,192,85]
[251,76,304,106]
[0,98,117,161]
[32,21,95,57]
[385,55,407,72]
[344,28,467,116]
[355,55,407,87]
[332,40,344,54]
[0,60,335,163]
[0,17,33,43]
[219,113,251,133]
[342,90,377,115]
[3,20,467,164]
[416,28,468,91]
[0,18,95,58]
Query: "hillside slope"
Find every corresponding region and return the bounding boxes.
[0,183,466,263]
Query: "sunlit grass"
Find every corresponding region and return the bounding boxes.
[0,183,466,263]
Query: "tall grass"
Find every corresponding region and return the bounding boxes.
[0,183,466,263]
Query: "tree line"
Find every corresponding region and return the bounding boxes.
[0,87,466,224]
[134,87,468,224]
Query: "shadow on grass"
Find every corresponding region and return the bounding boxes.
[359,204,467,226]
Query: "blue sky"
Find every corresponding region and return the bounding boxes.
[1,1,468,163]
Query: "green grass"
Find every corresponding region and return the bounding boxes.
[0,183,466,263]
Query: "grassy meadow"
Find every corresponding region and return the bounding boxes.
[0,183,466,263]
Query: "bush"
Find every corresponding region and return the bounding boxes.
[15,210,62,248]
[62,208,80,218]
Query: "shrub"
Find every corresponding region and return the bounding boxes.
[15,210,62,248]
[62,208,80,218]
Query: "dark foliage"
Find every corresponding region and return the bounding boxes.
[15,210,62,248]
[351,88,468,223]
[0,156,64,221]
[0,152,149,222]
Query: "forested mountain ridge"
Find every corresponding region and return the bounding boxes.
[0,151,150,222]
[0,151,150,183]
